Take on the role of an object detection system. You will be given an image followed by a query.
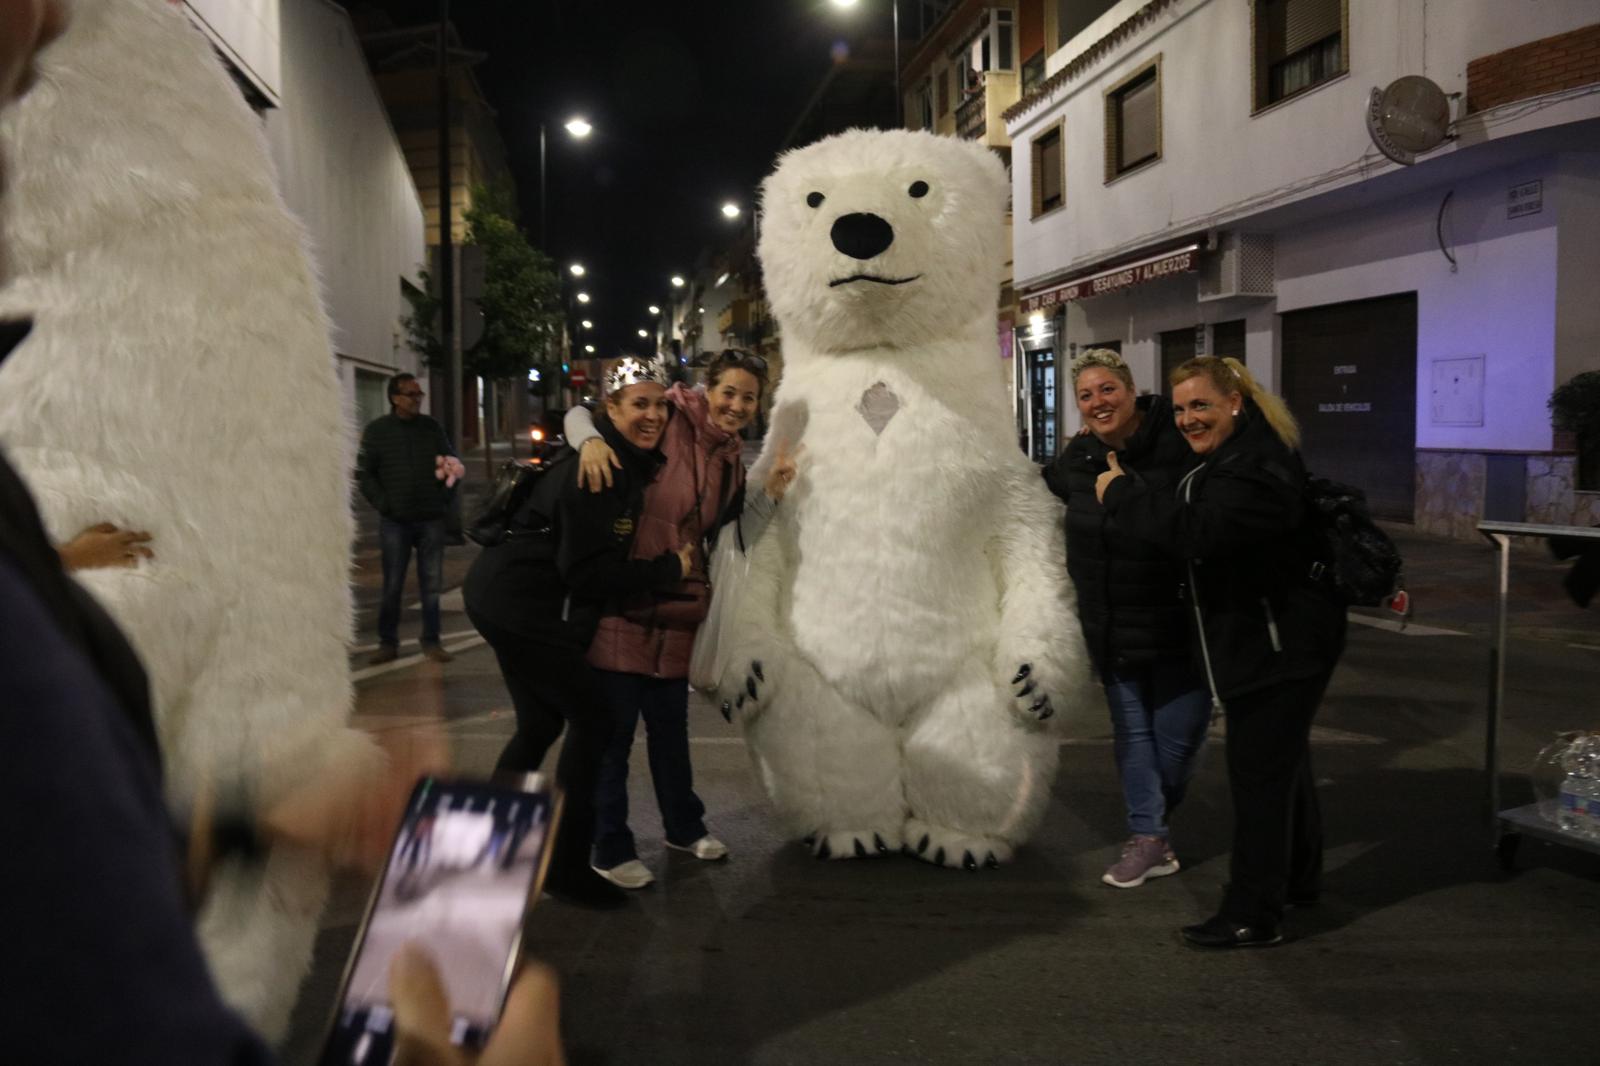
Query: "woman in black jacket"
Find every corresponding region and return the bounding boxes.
[1097,356,1346,948]
[1044,349,1211,890]
[464,359,693,907]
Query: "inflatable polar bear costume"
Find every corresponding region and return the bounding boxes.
[0,0,357,1039]
[725,129,1091,869]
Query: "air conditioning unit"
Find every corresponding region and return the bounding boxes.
[1197,232,1275,302]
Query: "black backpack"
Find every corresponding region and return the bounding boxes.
[1302,475,1405,607]
[466,447,573,547]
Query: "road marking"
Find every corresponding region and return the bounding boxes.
[350,629,479,655]
[1347,613,1467,637]
[350,636,485,682]
[1569,643,1600,652]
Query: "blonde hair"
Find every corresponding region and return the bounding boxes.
[1170,356,1301,450]
[1069,347,1134,391]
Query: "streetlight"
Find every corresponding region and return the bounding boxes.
[830,0,901,127]
[721,201,741,219]
[580,319,593,330]
[539,116,594,247]
[569,263,585,277]
[637,329,648,339]
[584,344,595,353]
[576,291,591,304]
[670,275,685,288]
[648,304,661,315]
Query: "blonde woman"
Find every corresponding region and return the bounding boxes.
[1096,356,1346,949]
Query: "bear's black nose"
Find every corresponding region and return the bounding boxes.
[830,212,895,260]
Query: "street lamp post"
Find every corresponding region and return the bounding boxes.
[832,0,901,127]
[538,116,592,249]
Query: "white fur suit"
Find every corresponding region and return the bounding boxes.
[0,0,355,1039]
[726,130,1090,869]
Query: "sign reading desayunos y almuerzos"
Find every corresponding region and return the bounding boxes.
[1020,247,1199,315]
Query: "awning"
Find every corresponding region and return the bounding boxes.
[1020,244,1200,314]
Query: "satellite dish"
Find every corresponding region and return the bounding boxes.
[1366,75,1451,165]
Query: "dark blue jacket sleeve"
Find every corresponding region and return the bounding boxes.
[0,558,273,1065]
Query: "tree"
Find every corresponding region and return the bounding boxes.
[402,182,564,469]
[1550,371,1600,491]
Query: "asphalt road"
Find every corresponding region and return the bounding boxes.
[279,564,1600,1066]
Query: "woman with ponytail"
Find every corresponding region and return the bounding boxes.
[1094,356,1346,949]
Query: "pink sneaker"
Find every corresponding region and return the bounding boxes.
[1101,835,1179,888]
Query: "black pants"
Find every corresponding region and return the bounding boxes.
[470,610,615,882]
[1219,668,1332,925]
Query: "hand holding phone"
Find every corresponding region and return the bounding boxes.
[388,946,567,1066]
[319,776,560,1065]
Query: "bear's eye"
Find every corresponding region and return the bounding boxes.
[806,191,825,208]
[908,180,930,199]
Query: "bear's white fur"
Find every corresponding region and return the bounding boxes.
[0,0,356,1038]
[728,129,1090,867]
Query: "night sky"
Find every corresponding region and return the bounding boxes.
[361,0,898,359]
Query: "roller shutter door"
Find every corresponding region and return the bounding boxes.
[1280,293,1416,521]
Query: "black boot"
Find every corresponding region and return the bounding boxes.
[1180,913,1284,949]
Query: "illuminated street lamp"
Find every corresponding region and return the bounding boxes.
[648,304,661,315]
[569,263,585,277]
[670,275,685,288]
[829,0,901,127]
[540,117,595,246]
[584,344,595,353]
[721,201,741,219]
[564,116,593,138]
[580,319,593,330]
[637,329,649,338]
[576,292,591,304]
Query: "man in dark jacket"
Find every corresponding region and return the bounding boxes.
[357,373,461,664]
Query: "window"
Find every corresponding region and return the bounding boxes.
[1104,58,1161,181]
[1057,0,1119,49]
[916,78,934,130]
[1021,49,1046,93]
[1031,123,1064,217]
[1253,0,1347,111]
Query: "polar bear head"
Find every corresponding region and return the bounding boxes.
[757,129,1009,353]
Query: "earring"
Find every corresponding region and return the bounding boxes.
[1231,409,1239,416]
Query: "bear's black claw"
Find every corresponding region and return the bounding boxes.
[1012,664,1031,684]
[1017,679,1036,698]
[719,701,732,723]
[853,838,868,859]
[984,852,999,869]
[746,676,759,699]
[962,851,977,871]
[874,833,889,854]
[916,834,930,855]
[752,660,764,682]
[933,846,946,867]
[815,838,832,860]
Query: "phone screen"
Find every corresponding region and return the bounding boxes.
[318,775,557,1065]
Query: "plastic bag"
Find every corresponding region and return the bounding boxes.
[689,528,749,693]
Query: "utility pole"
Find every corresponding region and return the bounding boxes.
[436,0,459,447]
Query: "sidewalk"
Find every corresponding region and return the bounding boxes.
[1374,522,1600,646]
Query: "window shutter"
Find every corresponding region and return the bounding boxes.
[1120,73,1159,167]
[1282,0,1339,55]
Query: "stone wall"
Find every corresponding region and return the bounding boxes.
[1528,455,1600,528]
[1416,451,1485,540]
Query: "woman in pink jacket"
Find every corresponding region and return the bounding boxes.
[565,351,790,889]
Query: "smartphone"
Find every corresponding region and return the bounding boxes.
[317,774,560,1065]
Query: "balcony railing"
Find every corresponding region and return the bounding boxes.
[956,87,986,140]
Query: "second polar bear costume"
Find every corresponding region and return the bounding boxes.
[725,130,1090,868]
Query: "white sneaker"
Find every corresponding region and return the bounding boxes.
[591,859,655,889]
[665,835,729,861]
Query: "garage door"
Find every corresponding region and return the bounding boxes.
[1281,293,1416,521]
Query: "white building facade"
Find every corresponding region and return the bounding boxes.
[1005,0,1600,537]
[187,0,429,433]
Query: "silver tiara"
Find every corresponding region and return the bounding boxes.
[605,356,669,394]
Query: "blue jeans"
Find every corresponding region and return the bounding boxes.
[591,671,708,869]
[378,517,445,647]
[1104,660,1212,839]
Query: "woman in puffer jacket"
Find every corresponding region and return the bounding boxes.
[1097,356,1346,950]
[1043,349,1211,891]
[564,350,790,889]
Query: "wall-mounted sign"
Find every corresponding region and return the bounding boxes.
[1507,180,1543,219]
[1020,245,1199,314]
[1431,354,1484,426]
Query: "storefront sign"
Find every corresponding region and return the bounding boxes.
[1020,245,1199,314]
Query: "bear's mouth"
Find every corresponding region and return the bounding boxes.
[828,273,921,288]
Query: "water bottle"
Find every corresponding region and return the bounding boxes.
[1557,738,1594,838]
[1582,735,1600,842]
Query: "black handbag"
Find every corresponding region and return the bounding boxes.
[466,448,572,547]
